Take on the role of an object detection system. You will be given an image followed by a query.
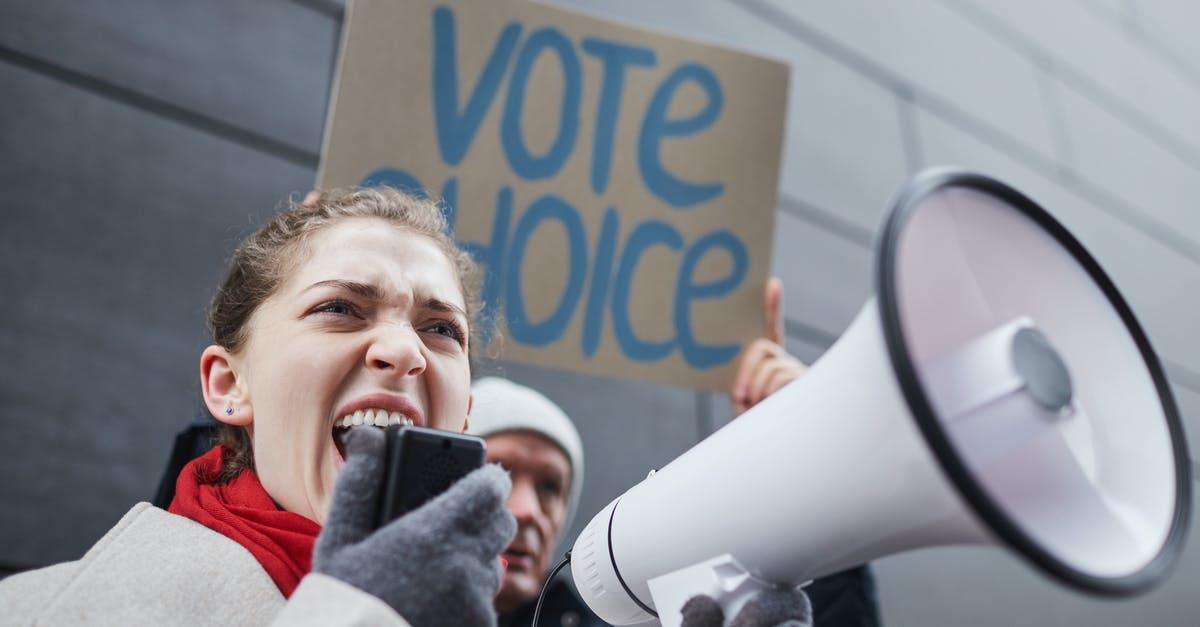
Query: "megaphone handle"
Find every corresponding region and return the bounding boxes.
[647,554,802,627]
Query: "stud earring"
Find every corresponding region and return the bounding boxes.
[225,405,234,416]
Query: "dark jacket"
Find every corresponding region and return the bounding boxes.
[499,578,604,627]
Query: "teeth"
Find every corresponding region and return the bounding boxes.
[336,408,415,429]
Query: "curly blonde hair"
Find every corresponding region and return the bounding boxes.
[208,187,482,482]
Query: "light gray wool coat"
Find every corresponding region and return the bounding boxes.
[0,502,411,626]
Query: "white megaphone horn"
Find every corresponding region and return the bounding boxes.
[570,168,1192,626]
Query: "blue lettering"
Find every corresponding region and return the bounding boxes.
[638,63,725,208]
[580,38,656,196]
[581,207,619,358]
[433,7,521,166]
[501,28,581,180]
[612,220,682,361]
[505,195,587,346]
[456,186,514,342]
[675,231,748,368]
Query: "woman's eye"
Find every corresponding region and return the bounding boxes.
[311,299,358,317]
[425,320,466,345]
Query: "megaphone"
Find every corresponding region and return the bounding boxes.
[570,168,1192,626]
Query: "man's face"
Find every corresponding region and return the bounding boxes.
[486,431,571,615]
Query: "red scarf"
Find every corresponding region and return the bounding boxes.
[168,446,321,597]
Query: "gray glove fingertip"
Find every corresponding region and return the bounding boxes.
[680,595,725,627]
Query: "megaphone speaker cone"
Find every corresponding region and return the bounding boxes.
[879,168,1191,594]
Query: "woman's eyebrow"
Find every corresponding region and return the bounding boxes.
[421,298,467,319]
[302,279,383,300]
[301,281,464,316]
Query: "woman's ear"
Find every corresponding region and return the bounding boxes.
[201,345,253,426]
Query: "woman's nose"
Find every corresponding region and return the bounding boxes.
[365,323,427,376]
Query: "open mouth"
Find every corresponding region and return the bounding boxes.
[502,548,535,572]
[331,408,417,462]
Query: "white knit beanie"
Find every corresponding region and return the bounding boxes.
[468,377,585,536]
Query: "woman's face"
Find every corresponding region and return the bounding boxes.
[217,217,472,523]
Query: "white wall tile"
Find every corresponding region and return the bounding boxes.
[958,0,1200,157]
[751,0,1059,161]
[1130,0,1200,77]
[1055,82,1200,243]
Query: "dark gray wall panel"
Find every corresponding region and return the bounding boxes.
[0,0,338,156]
[0,60,315,566]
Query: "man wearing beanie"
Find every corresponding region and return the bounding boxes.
[468,377,601,627]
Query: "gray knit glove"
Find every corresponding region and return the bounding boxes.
[680,586,813,627]
[313,426,516,627]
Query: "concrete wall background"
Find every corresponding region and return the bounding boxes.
[1,1,1196,625]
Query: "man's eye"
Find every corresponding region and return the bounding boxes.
[538,480,564,498]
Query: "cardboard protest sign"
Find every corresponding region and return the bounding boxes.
[318,0,789,391]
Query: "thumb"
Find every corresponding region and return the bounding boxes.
[764,277,784,345]
[319,426,386,550]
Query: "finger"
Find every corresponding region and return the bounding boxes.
[747,359,795,411]
[764,277,784,345]
[319,426,386,549]
[764,365,801,399]
[301,190,321,206]
[732,338,778,408]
